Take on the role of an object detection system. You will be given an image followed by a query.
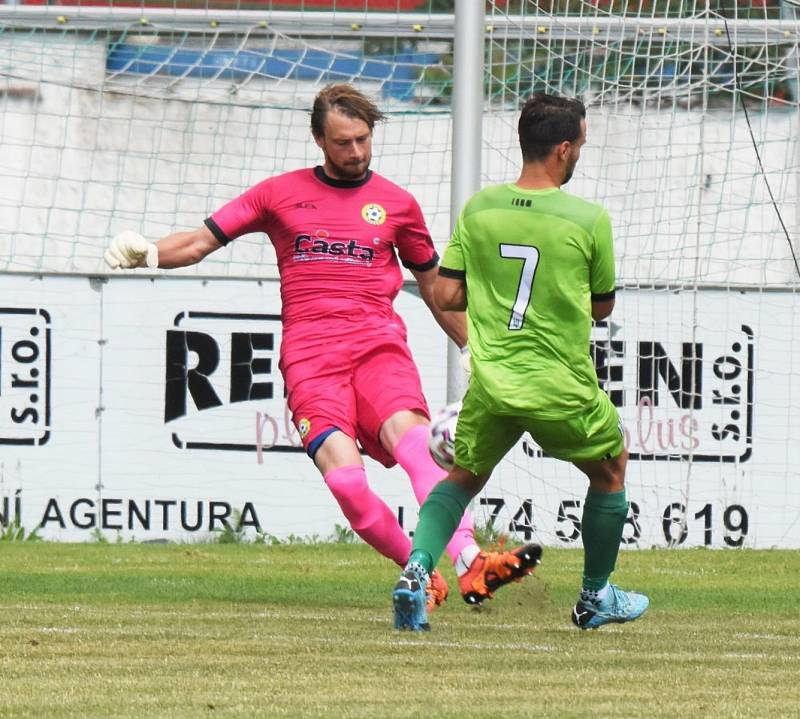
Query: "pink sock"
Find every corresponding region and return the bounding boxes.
[393,424,478,566]
[324,465,411,566]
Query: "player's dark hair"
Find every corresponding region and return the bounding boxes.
[310,84,386,138]
[518,93,586,162]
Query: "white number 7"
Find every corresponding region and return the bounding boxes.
[499,243,540,330]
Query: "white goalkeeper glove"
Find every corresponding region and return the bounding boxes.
[104,231,159,270]
[459,345,472,375]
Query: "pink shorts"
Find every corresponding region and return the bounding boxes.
[280,321,430,468]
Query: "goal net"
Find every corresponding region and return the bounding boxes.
[0,2,456,277]
[480,0,800,549]
[0,1,798,547]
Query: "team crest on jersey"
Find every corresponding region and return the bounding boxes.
[298,418,311,439]
[361,203,387,226]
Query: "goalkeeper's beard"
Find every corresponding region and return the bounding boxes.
[327,154,371,181]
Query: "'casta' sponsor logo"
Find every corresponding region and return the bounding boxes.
[293,232,375,263]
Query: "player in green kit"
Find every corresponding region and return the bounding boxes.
[392,93,649,631]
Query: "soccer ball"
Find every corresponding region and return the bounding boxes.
[428,401,462,471]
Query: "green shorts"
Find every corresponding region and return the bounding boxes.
[454,388,624,476]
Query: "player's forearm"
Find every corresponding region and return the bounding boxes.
[155,228,220,269]
[411,267,468,347]
[430,304,467,349]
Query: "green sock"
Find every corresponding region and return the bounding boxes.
[407,481,473,575]
[581,488,628,591]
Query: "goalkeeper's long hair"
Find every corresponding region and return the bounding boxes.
[310,84,386,139]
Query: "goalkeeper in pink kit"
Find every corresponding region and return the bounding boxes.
[104,84,540,616]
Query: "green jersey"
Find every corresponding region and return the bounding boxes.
[441,183,616,419]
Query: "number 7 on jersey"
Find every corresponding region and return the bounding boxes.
[499,243,540,331]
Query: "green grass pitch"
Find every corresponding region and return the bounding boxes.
[1,543,798,718]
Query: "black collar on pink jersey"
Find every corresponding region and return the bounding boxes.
[313,165,373,188]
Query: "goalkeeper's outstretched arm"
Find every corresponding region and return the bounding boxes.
[104,226,222,270]
[155,226,222,269]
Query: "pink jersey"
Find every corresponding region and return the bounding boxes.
[206,167,437,330]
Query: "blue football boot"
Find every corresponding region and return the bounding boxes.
[393,562,430,631]
[571,584,649,630]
